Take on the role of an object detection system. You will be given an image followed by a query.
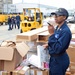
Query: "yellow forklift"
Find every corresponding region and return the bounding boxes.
[0,13,8,25]
[20,8,43,33]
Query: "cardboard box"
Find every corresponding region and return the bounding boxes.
[13,66,25,75]
[14,66,49,75]
[68,24,75,34]
[13,66,30,75]
[30,67,49,75]
[66,71,71,75]
[70,41,75,46]
[72,34,75,41]
[67,46,75,63]
[0,42,30,71]
[16,26,48,42]
[18,66,30,75]
[0,71,10,75]
[70,62,75,74]
[37,31,49,42]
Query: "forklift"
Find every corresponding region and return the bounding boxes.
[20,8,43,33]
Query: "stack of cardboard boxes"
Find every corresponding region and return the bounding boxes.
[16,26,49,75]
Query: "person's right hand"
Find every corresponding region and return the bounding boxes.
[48,25,54,35]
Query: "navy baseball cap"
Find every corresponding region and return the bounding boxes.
[51,8,69,19]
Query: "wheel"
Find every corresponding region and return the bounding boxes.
[5,22,8,25]
[1,22,3,25]
[0,22,3,25]
[31,28,36,30]
[20,29,23,33]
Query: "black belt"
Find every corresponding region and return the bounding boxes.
[51,51,66,57]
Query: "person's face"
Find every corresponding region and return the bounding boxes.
[54,15,66,24]
[17,14,19,16]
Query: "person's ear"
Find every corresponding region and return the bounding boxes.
[63,16,66,20]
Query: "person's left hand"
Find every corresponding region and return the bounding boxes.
[42,44,48,49]
[48,25,55,35]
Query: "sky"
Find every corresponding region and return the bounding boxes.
[13,0,75,10]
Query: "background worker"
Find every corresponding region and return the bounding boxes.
[43,8,72,75]
[8,16,12,30]
[11,14,16,29]
[16,13,21,29]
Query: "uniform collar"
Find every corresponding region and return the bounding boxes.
[56,21,67,31]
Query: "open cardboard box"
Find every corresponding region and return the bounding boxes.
[67,46,75,63]
[0,41,30,71]
[70,62,75,74]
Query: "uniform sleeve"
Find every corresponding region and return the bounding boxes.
[19,16,21,21]
[48,31,71,55]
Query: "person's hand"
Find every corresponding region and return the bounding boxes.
[42,44,48,49]
[48,25,54,35]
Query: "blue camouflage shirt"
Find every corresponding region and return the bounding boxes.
[48,21,72,55]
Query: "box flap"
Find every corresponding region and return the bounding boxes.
[1,41,8,46]
[0,47,14,60]
[16,42,30,57]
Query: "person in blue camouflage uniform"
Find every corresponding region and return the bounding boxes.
[8,16,12,30]
[16,13,21,29]
[43,8,72,75]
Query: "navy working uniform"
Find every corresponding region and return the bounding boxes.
[16,14,21,29]
[8,16,12,30]
[48,21,72,75]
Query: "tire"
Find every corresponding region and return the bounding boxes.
[1,22,3,25]
[5,22,8,25]
[31,28,36,30]
[20,29,23,33]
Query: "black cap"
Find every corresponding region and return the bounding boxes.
[51,8,69,19]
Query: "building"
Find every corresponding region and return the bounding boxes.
[0,0,12,13]
[3,3,57,15]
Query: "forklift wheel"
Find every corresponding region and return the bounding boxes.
[1,23,3,25]
[20,29,23,33]
[5,22,8,25]
[31,28,36,30]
